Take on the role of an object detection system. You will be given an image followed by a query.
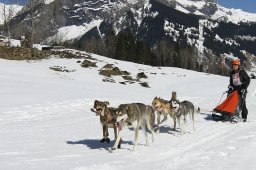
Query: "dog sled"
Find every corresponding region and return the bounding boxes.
[212,90,241,122]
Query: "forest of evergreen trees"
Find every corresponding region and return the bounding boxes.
[75,30,230,76]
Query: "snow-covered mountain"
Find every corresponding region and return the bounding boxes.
[0,50,256,169]
[5,0,256,72]
[169,0,256,24]
[5,0,256,24]
[0,2,23,25]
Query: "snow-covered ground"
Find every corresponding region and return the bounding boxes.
[0,52,256,170]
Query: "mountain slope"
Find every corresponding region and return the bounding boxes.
[5,0,256,72]
[0,2,23,25]
[0,52,256,169]
[170,0,256,24]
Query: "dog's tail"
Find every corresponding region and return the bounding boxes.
[193,106,200,114]
[192,106,200,131]
[196,107,200,114]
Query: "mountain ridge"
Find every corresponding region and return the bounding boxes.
[2,0,256,73]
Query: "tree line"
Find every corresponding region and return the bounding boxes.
[76,30,229,76]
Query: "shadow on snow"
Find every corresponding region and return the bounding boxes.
[66,139,133,151]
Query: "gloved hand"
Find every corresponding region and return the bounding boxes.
[235,84,245,95]
[227,85,233,95]
[239,89,247,98]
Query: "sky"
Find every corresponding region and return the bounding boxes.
[217,0,256,13]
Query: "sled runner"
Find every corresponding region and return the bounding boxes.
[212,91,241,122]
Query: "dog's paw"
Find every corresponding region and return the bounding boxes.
[111,147,116,150]
[105,138,110,143]
[117,144,121,149]
[100,138,106,143]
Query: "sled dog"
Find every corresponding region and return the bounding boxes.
[151,97,176,133]
[170,100,200,134]
[112,103,155,150]
[91,100,121,148]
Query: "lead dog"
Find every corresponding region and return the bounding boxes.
[91,100,121,148]
[112,103,155,150]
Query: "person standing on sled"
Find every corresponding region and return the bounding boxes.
[227,59,250,122]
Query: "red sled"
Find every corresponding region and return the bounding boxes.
[212,91,240,121]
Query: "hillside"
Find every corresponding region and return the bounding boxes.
[0,51,256,169]
[0,2,23,25]
[4,0,255,74]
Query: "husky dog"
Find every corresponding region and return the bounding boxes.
[91,100,121,148]
[170,100,200,134]
[112,103,155,150]
[151,97,176,133]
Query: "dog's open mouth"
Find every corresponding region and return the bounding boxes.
[90,108,103,116]
[95,109,102,116]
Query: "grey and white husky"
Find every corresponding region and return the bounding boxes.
[112,103,155,150]
[171,100,200,134]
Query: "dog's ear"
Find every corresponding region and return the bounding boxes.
[125,105,129,111]
[126,105,132,118]
[104,101,110,106]
[93,100,98,106]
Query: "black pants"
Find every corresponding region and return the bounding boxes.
[240,94,248,119]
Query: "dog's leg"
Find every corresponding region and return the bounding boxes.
[112,129,123,150]
[134,127,139,150]
[101,125,110,143]
[180,119,184,135]
[114,124,117,140]
[100,125,107,143]
[113,124,121,149]
[184,115,187,134]
[105,126,110,143]
[173,115,176,130]
[177,117,181,133]
[192,110,195,131]
[147,119,155,143]
[156,112,161,133]
[141,124,149,146]
[180,116,186,135]
[160,115,167,124]
[103,125,106,138]
[132,121,139,150]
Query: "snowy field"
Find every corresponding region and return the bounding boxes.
[0,52,256,170]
